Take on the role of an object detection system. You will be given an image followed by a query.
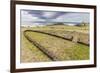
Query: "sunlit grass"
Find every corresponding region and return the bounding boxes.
[25,31,89,60]
[65,43,89,60]
[31,25,89,33]
[20,28,51,62]
[21,25,89,62]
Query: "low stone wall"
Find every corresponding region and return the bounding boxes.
[24,31,55,61]
[38,30,89,46]
[78,33,89,45]
[24,30,89,46]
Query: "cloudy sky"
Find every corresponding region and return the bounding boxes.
[21,9,90,26]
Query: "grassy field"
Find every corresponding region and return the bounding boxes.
[21,25,89,62]
[20,29,51,62]
[25,31,89,60]
[29,25,89,33]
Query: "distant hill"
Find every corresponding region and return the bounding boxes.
[47,23,66,26]
[75,22,89,27]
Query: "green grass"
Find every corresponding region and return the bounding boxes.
[21,25,89,62]
[31,25,89,33]
[66,43,89,60]
[20,28,51,62]
[25,31,89,60]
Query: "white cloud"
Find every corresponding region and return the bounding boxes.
[21,11,37,21]
[53,13,90,23]
[42,12,56,18]
[21,10,90,26]
[21,10,46,25]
